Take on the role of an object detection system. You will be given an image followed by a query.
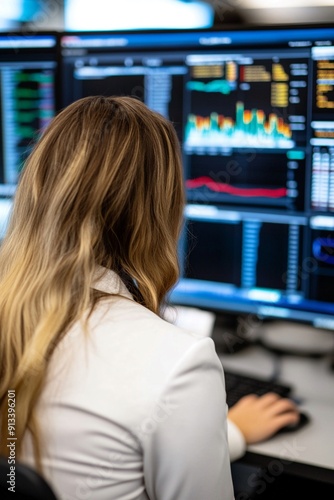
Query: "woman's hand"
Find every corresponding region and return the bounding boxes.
[228,392,300,444]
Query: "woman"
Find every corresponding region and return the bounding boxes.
[0,96,235,499]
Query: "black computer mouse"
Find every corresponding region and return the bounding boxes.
[277,411,310,434]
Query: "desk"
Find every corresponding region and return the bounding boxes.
[217,340,334,494]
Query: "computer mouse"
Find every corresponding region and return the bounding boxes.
[277,411,310,434]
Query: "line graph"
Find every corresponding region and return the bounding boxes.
[186,79,236,95]
[186,176,287,198]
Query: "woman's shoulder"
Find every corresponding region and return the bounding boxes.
[90,295,217,380]
[95,295,210,345]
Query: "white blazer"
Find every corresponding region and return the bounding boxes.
[22,268,236,500]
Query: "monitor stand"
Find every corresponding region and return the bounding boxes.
[259,320,334,356]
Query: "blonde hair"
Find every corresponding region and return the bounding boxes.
[0,96,184,469]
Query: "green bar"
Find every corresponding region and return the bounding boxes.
[15,111,39,122]
[15,72,52,83]
[15,89,39,98]
[16,126,35,138]
[16,100,39,109]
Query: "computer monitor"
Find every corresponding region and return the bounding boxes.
[0,32,58,239]
[60,25,334,330]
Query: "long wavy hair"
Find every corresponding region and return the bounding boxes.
[0,96,184,469]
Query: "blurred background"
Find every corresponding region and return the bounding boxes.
[210,0,334,26]
[0,0,334,32]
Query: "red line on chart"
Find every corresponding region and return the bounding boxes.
[186,176,287,198]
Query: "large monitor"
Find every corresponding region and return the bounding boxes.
[0,33,58,239]
[59,25,334,329]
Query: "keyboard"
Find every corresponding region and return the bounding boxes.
[224,370,292,408]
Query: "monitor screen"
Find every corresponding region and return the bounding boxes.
[60,25,334,329]
[0,33,58,239]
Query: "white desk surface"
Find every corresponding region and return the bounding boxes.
[219,345,334,471]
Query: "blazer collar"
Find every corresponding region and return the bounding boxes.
[92,266,133,300]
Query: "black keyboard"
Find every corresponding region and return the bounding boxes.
[224,370,292,408]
